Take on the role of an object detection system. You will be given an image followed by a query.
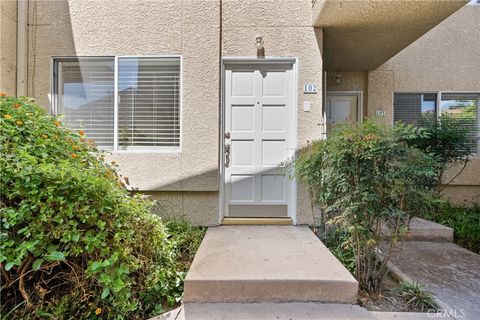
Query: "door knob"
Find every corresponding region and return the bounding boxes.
[224,132,231,139]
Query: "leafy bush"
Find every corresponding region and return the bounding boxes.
[396,281,438,312]
[324,228,355,275]
[0,95,202,319]
[396,115,475,193]
[293,121,438,292]
[423,203,480,254]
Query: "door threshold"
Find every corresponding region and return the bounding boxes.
[222,217,293,225]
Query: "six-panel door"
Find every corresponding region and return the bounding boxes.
[224,63,294,217]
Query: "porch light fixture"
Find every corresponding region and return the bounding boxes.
[255,34,265,58]
[333,74,342,84]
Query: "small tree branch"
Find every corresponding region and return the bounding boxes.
[438,157,469,193]
[18,256,34,309]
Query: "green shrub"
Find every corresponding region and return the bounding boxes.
[423,203,480,254]
[293,121,438,292]
[396,115,475,193]
[0,95,197,319]
[324,228,355,275]
[396,281,438,312]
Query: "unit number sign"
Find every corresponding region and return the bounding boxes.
[303,84,317,94]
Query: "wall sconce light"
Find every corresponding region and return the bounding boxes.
[333,74,342,84]
[255,34,265,58]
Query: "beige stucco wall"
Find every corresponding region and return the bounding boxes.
[0,0,17,95]
[25,0,220,224]
[369,4,480,124]
[24,0,324,225]
[441,158,480,205]
[324,5,479,205]
[326,71,368,116]
[368,4,480,205]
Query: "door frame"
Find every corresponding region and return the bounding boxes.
[219,57,298,224]
[326,91,364,123]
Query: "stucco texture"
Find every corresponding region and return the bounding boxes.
[0,0,16,95]
[314,0,468,71]
[25,0,325,224]
[326,71,368,117]
[323,6,479,205]
[146,191,219,226]
[372,5,480,203]
[26,0,220,194]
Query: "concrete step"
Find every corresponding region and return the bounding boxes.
[184,226,358,304]
[381,217,453,242]
[406,217,453,242]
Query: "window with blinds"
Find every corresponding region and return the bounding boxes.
[55,58,115,149]
[441,93,479,154]
[118,57,180,150]
[393,93,437,126]
[394,92,479,154]
[54,56,181,151]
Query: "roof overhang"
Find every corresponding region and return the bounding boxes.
[313,0,469,71]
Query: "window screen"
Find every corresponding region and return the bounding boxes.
[55,58,115,149]
[117,57,180,150]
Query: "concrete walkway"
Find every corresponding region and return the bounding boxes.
[389,241,480,319]
[153,304,435,320]
[184,226,358,303]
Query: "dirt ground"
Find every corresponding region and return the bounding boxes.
[358,274,425,313]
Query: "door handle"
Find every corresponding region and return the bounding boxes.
[225,144,231,168]
[224,131,231,139]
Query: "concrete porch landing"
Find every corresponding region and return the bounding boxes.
[184,226,358,304]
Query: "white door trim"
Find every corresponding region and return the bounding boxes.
[219,57,298,224]
[326,91,364,123]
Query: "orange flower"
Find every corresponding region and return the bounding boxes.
[71,153,77,159]
[95,307,102,315]
[78,130,85,136]
[0,93,6,97]
[42,134,48,139]
[3,114,12,119]
[16,120,23,125]
[54,121,61,127]
[14,103,20,108]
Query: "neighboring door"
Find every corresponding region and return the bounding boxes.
[326,95,359,126]
[224,62,295,218]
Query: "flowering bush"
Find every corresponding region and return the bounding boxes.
[0,95,192,319]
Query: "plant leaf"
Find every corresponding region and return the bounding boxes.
[45,251,65,261]
[32,258,44,270]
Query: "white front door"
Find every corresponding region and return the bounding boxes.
[326,95,359,125]
[224,62,295,218]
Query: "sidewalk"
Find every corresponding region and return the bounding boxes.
[388,241,480,319]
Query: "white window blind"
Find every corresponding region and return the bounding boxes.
[441,93,479,154]
[54,56,181,151]
[393,93,437,126]
[118,57,180,150]
[56,58,115,149]
[394,92,479,154]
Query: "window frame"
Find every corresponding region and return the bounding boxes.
[52,55,183,153]
[393,91,480,155]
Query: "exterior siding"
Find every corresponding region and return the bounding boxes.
[0,0,17,95]
[23,0,323,224]
[371,5,480,205]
